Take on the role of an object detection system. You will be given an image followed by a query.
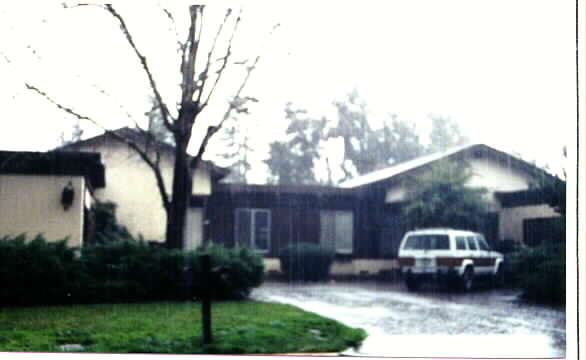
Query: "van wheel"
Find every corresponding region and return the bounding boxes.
[406,274,419,291]
[493,265,505,288]
[460,267,474,291]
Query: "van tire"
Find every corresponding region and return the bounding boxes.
[406,274,419,291]
[460,267,474,291]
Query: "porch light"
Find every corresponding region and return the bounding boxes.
[61,181,75,210]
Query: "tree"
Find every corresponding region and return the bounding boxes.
[379,114,425,166]
[58,120,84,146]
[402,160,491,230]
[329,89,382,180]
[18,5,275,249]
[218,114,253,183]
[427,116,469,153]
[265,103,325,185]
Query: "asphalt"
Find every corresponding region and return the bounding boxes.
[251,281,566,358]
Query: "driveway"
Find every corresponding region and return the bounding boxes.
[251,281,565,358]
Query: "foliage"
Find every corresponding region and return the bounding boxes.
[0,235,264,306]
[188,245,265,300]
[530,173,566,215]
[507,242,565,305]
[265,103,326,185]
[505,217,565,305]
[0,234,83,306]
[427,116,469,153]
[217,114,253,183]
[91,200,132,244]
[402,160,491,230]
[0,301,366,354]
[379,115,425,165]
[329,90,382,179]
[279,243,334,281]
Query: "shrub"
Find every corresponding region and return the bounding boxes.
[79,239,187,303]
[90,200,132,244]
[0,234,84,306]
[279,243,334,281]
[508,243,565,305]
[188,245,265,300]
[0,235,264,306]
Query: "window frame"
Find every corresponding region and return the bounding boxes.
[320,210,354,255]
[234,208,271,253]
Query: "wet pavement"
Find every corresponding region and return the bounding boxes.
[251,281,566,358]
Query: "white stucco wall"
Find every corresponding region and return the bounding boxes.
[75,139,211,241]
[0,174,85,247]
[499,205,560,243]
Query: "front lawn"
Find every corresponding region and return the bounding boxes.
[0,301,366,354]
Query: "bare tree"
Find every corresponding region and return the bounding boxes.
[22,5,275,249]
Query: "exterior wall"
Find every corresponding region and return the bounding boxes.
[385,157,533,204]
[184,207,203,250]
[75,140,211,241]
[0,174,85,247]
[263,257,398,275]
[499,204,560,243]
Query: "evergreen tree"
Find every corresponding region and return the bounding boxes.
[402,160,491,230]
[265,103,325,185]
[218,114,253,183]
[427,116,469,153]
[329,89,383,180]
[379,114,425,166]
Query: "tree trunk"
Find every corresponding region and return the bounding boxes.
[166,133,192,249]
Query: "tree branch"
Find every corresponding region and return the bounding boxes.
[104,5,175,133]
[196,8,241,111]
[25,83,171,212]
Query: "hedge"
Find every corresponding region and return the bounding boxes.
[279,243,334,281]
[0,235,264,306]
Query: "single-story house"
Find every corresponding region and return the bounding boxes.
[2,131,563,277]
[206,143,563,275]
[0,150,105,247]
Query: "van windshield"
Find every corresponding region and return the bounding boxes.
[403,234,450,250]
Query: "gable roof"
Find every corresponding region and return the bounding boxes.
[0,150,106,189]
[339,143,556,189]
[58,127,229,180]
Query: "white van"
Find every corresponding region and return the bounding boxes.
[397,228,504,291]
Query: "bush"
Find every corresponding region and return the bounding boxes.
[0,235,264,306]
[508,243,565,305]
[279,243,334,281]
[0,234,84,306]
[188,245,265,300]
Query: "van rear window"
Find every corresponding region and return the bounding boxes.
[403,235,450,250]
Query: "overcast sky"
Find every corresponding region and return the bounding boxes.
[0,2,577,180]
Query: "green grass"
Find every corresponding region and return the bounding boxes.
[0,301,366,354]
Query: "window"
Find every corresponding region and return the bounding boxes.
[320,211,353,254]
[466,236,478,250]
[455,236,467,250]
[477,236,490,251]
[235,208,271,252]
[403,235,450,250]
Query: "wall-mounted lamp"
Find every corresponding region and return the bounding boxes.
[61,181,75,210]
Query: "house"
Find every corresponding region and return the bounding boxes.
[16,130,560,277]
[0,150,105,247]
[58,127,228,248]
[206,143,563,276]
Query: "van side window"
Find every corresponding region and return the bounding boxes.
[477,237,490,251]
[455,237,467,250]
[466,236,478,250]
